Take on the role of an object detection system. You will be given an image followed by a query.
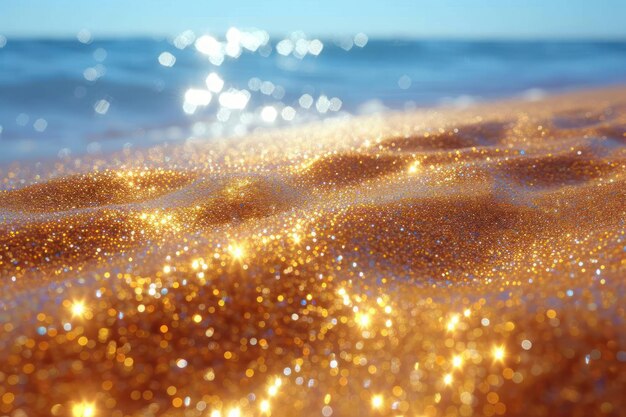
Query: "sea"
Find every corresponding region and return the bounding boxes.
[1,31,626,162]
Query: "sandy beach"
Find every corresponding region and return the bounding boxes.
[1,86,625,416]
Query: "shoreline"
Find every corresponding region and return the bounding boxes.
[1,83,626,169]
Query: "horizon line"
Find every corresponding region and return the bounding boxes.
[3,33,626,43]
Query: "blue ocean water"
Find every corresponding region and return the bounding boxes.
[1,35,626,161]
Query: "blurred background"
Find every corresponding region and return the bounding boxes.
[1,0,625,161]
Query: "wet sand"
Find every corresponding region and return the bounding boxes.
[1,87,625,416]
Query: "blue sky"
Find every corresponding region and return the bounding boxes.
[1,0,625,39]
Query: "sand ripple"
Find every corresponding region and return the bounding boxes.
[0,87,625,417]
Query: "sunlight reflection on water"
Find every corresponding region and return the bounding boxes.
[1,27,625,161]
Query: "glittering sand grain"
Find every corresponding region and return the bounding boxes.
[1,87,625,417]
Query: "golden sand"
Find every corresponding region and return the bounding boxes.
[1,87,625,416]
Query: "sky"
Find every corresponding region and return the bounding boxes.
[1,0,626,39]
